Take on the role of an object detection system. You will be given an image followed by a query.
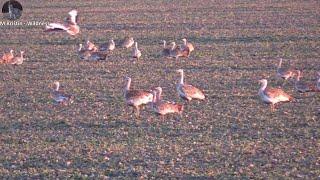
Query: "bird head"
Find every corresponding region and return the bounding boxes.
[258,79,267,84]
[53,81,60,91]
[68,10,78,17]
[176,69,184,74]
[155,87,162,92]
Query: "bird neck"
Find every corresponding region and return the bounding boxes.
[156,89,162,101]
[125,78,131,91]
[20,52,24,58]
[171,43,176,50]
[70,14,77,24]
[183,40,187,46]
[296,71,301,81]
[179,71,184,84]
[55,84,60,91]
[278,59,282,68]
[152,92,159,103]
[163,41,166,48]
[152,92,157,105]
[259,81,267,92]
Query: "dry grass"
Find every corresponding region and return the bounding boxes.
[0,0,319,178]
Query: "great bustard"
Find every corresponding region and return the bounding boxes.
[294,70,318,93]
[176,69,205,101]
[181,38,194,57]
[258,79,293,111]
[45,10,80,36]
[132,42,141,61]
[169,42,189,59]
[78,43,107,61]
[86,40,98,52]
[10,51,24,65]
[151,87,183,119]
[100,39,115,51]
[51,81,74,105]
[124,77,153,117]
[121,37,134,48]
[276,58,295,82]
[1,49,14,63]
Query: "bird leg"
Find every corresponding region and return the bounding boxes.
[135,106,140,118]
[160,115,164,121]
[270,104,275,112]
[178,112,183,121]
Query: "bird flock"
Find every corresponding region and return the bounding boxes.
[0,49,25,65]
[1,9,319,118]
[259,58,319,111]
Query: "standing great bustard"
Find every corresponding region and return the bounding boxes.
[100,39,115,51]
[121,37,134,48]
[124,77,153,117]
[10,51,24,65]
[51,81,74,105]
[176,69,205,101]
[258,79,293,111]
[181,38,194,57]
[276,58,295,81]
[152,87,184,118]
[294,70,318,93]
[1,49,14,63]
[108,39,116,51]
[45,10,80,36]
[132,42,141,61]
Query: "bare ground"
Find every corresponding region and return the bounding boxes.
[0,0,319,178]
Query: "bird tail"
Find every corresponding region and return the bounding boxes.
[288,95,294,102]
[310,86,319,92]
[181,48,190,57]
